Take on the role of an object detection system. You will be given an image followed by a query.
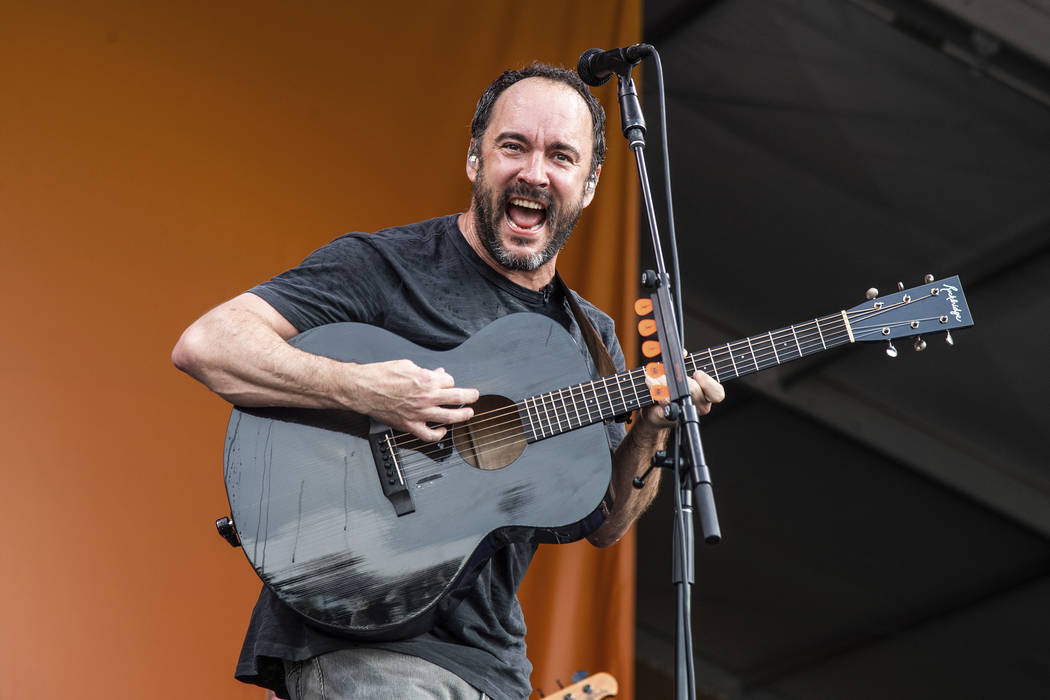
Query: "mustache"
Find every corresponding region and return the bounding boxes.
[498,183,553,210]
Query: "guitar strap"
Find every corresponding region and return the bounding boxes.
[554,272,623,520]
[553,272,618,378]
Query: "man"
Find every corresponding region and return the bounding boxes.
[173,62,723,700]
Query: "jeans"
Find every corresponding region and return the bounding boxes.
[282,648,490,699]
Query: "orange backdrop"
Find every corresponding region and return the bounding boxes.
[0,2,641,698]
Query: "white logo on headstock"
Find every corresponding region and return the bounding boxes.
[940,284,963,323]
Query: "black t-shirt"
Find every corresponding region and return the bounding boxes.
[235,215,626,700]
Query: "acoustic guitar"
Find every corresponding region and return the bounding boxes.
[221,275,973,639]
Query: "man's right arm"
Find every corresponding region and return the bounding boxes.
[171,292,478,441]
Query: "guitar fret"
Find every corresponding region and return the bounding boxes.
[608,376,621,418]
[815,318,827,350]
[823,315,849,349]
[600,380,611,418]
[542,392,554,435]
[776,327,800,362]
[539,394,555,438]
[550,391,564,433]
[790,324,803,357]
[632,370,645,411]
[554,389,567,432]
[536,393,550,437]
[614,373,629,416]
[578,384,592,426]
[523,397,535,439]
[522,397,538,441]
[593,380,606,418]
[570,384,584,428]
[581,382,594,423]
[751,333,774,371]
[554,388,571,432]
[598,376,613,419]
[727,342,739,378]
[768,331,781,364]
[533,398,550,438]
[707,348,720,382]
[746,337,760,373]
[557,388,571,433]
[529,395,542,439]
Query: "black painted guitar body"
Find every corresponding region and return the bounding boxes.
[224,313,612,640]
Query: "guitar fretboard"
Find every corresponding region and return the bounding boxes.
[519,312,852,442]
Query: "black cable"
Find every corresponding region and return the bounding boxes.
[651,49,686,345]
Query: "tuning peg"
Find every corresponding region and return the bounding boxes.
[923,273,935,283]
[945,330,954,346]
[914,337,927,352]
[865,287,879,300]
[897,281,905,291]
[885,340,898,358]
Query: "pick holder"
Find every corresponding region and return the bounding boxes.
[609,46,719,700]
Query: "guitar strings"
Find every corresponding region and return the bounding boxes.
[390,295,931,472]
[393,300,917,471]
[392,293,916,449]
[390,294,939,476]
[399,319,881,478]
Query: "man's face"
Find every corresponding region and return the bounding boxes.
[468,78,598,272]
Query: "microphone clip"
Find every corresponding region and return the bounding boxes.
[577,44,654,87]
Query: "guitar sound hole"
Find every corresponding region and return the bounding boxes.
[452,394,526,470]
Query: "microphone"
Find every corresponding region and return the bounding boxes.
[577,44,654,86]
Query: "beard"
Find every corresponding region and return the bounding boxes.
[471,161,585,272]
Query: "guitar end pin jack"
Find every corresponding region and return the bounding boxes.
[215,516,241,548]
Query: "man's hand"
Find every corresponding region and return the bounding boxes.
[173,293,478,443]
[588,364,724,548]
[638,368,725,428]
[346,361,479,442]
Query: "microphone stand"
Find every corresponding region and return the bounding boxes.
[616,68,721,700]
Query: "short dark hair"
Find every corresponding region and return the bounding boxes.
[470,62,606,179]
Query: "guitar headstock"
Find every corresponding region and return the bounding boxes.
[542,672,618,699]
[845,274,974,356]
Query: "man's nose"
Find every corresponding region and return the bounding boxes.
[517,151,549,188]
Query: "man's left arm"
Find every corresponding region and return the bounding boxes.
[587,370,725,548]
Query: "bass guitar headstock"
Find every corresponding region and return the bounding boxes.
[846,274,974,356]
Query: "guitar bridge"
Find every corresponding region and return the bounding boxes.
[368,421,415,517]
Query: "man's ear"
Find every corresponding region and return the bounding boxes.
[582,165,601,207]
[466,140,480,182]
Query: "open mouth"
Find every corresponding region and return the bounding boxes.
[505,197,548,233]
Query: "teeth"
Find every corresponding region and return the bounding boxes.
[510,198,545,210]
